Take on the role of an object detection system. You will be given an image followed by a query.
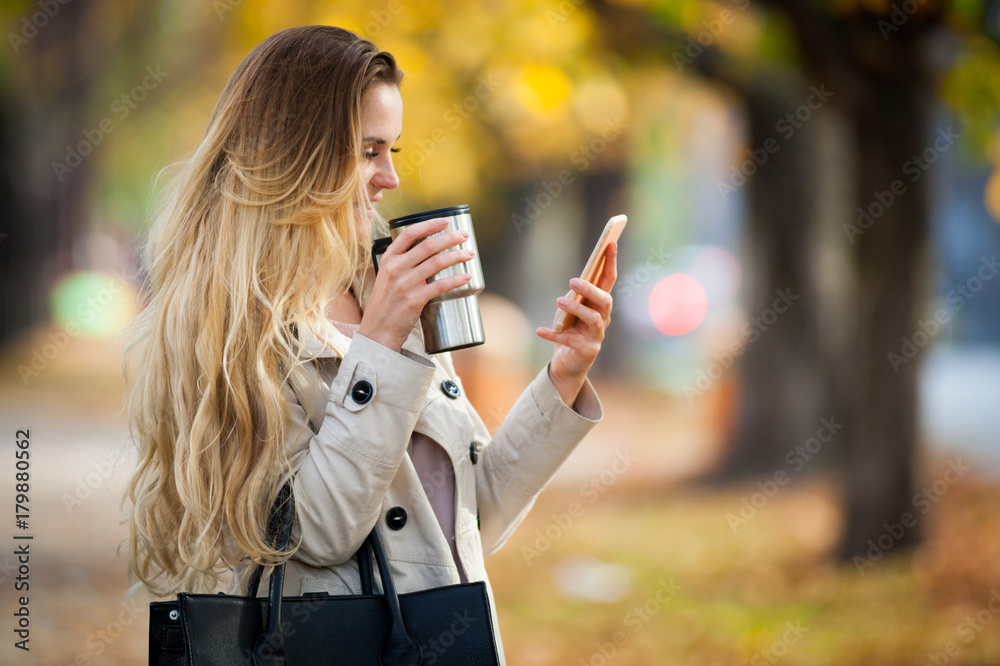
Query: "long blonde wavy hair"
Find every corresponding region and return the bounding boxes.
[119,26,402,598]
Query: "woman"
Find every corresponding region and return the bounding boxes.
[121,25,616,663]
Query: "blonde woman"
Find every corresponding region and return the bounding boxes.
[121,25,616,663]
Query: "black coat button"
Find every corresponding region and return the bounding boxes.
[386,506,407,530]
[351,380,373,405]
[469,442,478,464]
[441,379,461,399]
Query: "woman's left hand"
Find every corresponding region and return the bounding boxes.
[536,241,618,393]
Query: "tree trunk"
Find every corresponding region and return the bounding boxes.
[583,0,939,561]
[838,76,929,560]
[1,0,94,348]
[715,80,829,478]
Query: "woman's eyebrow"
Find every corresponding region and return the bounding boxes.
[362,134,403,144]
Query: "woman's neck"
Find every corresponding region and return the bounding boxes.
[325,286,363,325]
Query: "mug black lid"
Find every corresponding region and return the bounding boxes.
[388,205,470,228]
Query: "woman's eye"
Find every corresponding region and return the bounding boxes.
[363,148,400,160]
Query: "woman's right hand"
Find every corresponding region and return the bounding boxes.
[358,217,475,353]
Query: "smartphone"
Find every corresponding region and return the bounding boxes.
[553,214,627,334]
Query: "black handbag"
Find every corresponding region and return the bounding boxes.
[149,479,501,665]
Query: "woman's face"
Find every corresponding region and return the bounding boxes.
[357,83,403,223]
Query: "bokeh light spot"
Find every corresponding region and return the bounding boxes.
[690,246,741,304]
[985,170,1000,223]
[51,271,136,338]
[648,273,707,336]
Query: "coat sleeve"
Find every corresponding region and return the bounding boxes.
[472,360,604,556]
[285,331,437,568]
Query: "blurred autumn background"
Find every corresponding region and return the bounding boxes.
[3,0,1000,663]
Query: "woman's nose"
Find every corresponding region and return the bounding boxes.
[373,159,399,191]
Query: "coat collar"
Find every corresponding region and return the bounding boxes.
[294,319,351,359]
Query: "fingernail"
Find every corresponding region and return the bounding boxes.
[570,278,583,287]
[461,230,471,238]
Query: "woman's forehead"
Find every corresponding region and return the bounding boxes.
[361,85,403,138]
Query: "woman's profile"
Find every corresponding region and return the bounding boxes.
[120,25,616,663]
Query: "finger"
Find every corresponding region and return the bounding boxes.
[536,326,600,359]
[389,218,450,255]
[421,271,472,300]
[569,277,612,316]
[553,309,577,333]
[556,294,605,330]
[412,228,471,261]
[391,230,471,277]
[416,245,477,282]
[405,229,470,268]
[536,325,573,346]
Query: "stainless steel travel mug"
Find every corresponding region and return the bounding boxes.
[371,205,486,354]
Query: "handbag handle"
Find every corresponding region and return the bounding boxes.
[245,481,375,598]
[247,479,423,666]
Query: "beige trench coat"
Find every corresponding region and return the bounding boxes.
[227,277,604,665]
